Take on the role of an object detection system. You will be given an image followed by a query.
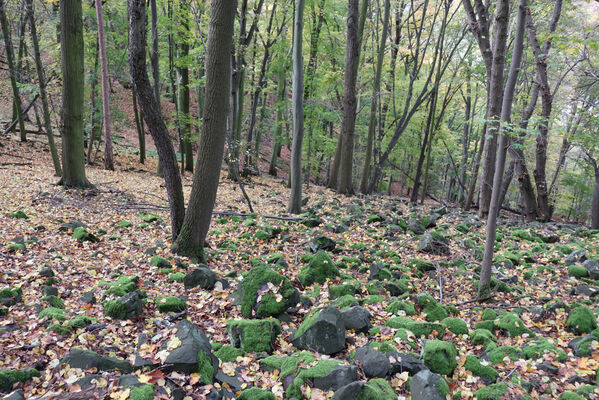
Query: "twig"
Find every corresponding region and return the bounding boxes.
[501,366,519,382]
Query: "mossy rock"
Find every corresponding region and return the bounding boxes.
[7,243,25,251]
[442,317,469,335]
[386,300,416,316]
[68,315,96,329]
[332,295,359,309]
[129,384,155,400]
[558,393,585,400]
[168,272,186,283]
[386,317,444,338]
[481,308,497,321]
[0,308,7,316]
[237,387,275,400]
[464,354,498,382]
[475,382,509,400]
[359,295,387,305]
[215,345,245,362]
[0,368,40,391]
[8,210,28,219]
[474,320,496,332]
[497,313,532,337]
[355,378,397,400]
[104,300,129,319]
[285,359,341,398]
[117,220,132,228]
[0,287,22,306]
[149,256,170,268]
[140,213,160,223]
[567,306,598,335]
[422,340,457,376]
[417,294,448,322]
[329,284,356,299]
[522,338,566,361]
[72,227,99,242]
[44,295,65,309]
[569,265,589,278]
[470,329,497,347]
[156,296,186,313]
[298,252,339,286]
[47,323,73,335]
[239,264,299,318]
[104,276,138,297]
[227,318,281,353]
[39,307,66,322]
[487,346,523,365]
[308,235,336,253]
[407,258,435,272]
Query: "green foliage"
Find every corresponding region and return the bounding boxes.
[156,296,186,313]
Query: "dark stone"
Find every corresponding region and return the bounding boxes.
[42,286,59,297]
[354,346,390,378]
[584,260,599,280]
[39,267,54,278]
[118,374,143,387]
[340,306,371,333]
[119,290,144,319]
[388,352,427,376]
[573,285,599,297]
[184,265,217,290]
[418,233,449,255]
[133,334,155,369]
[368,264,387,281]
[1,390,25,400]
[292,307,346,355]
[73,374,102,389]
[529,307,546,322]
[332,382,366,400]
[60,348,132,372]
[308,235,336,253]
[566,250,587,266]
[410,369,448,400]
[58,220,86,232]
[79,291,96,305]
[407,218,425,235]
[537,363,558,375]
[215,370,245,392]
[312,365,358,392]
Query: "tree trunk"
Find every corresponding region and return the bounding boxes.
[288,0,306,213]
[87,38,99,165]
[479,0,526,299]
[129,0,185,238]
[26,0,61,176]
[337,0,361,195]
[269,64,287,176]
[592,167,599,229]
[59,0,90,187]
[359,0,390,194]
[176,3,193,173]
[132,85,145,164]
[0,0,26,142]
[95,0,114,170]
[172,0,236,257]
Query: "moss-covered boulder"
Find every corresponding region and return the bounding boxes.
[464,355,498,382]
[0,369,40,391]
[422,340,457,376]
[441,317,469,335]
[475,382,509,399]
[470,329,497,347]
[237,388,275,400]
[72,227,99,242]
[569,265,590,278]
[129,384,155,400]
[67,315,96,329]
[0,287,22,307]
[104,290,144,320]
[523,338,567,361]
[298,252,339,286]
[386,317,445,338]
[334,378,397,400]
[39,307,66,322]
[215,345,245,362]
[410,369,450,400]
[497,313,532,337]
[239,264,299,318]
[417,294,448,322]
[183,265,217,290]
[60,348,132,372]
[386,299,416,316]
[292,307,345,355]
[329,284,356,299]
[567,306,598,335]
[407,258,435,272]
[149,256,170,268]
[104,276,138,297]
[487,346,523,365]
[156,296,186,313]
[227,318,281,353]
[308,235,336,253]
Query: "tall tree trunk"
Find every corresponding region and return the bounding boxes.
[87,38,99,165]
[459,62,473,203]
[132,85,145,164]
[129,0,185,238]
[176,3,193,172]
[26,0,61,176]
[288,0,306,213]
[337,0,361,195]
[172,0,236,257]
[0,0,26,142]
[359,0,390,194]
[269,64,287,176]
[412,91,436,203]
[592,166,599,229]
[59,0,90,187]
[95,0,114,170]
[479,0,526,299]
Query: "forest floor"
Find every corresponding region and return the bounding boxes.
[0,134,598,400]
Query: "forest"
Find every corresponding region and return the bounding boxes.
[0,0,599,399]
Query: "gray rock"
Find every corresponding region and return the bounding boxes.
[74,374,102,389]
[133,334,155,369]
[354,346,390,378]
[308,235,336,253]
[215,370,245,392]
[79,291,97,305]
[368,264,386,281]
[1,390,25,400]
[184,265,217,290]
[332,382,366,400]
[410,369,448,400]
[407,218,425,234]
[42,286,58,297]
[39,267,54,278]
[118,290,144,319]
[418,233,449,255]
[388,352,427,376]
[60,348,132,372]
[118,374,143,387]
[58,220,86,232]
[538,363,558,375]
[340,306,371,333]
[584,260,599,280]
[573,285,599,297]
[566,250,587,266]
[312,365,358,392]
[292,307,345,355]
[529,307,546,322]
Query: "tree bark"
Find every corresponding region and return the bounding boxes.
[288,0,306,213]
[129,0,185,237]
[172,0,236,257]
[132,85,145,164]
[176,3,193,173]
[95,0,114,170]
[337,0,361,195]
[269,64,287,176]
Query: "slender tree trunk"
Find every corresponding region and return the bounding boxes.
[412,92,436,203]
[269,64,287,176]
[479,0,526,299]
[459,63,472,202]
[87,38,99,165]
[95,0,114,170]
[592,167,599,229]
[337,0,361,195]
[288,0,306,213]
[0,0,26,142]
[172,0,236,257]
[359,0,390,194]
[26,0,61,176]
[129,0,185,238]
[132,85,145,164]
[176,3,193,172]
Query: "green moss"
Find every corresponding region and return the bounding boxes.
[240,264,297,318]
[286,359,340,398]
[237,388,275,400]
[215,345,245,362]
[150,256,170,267]
[418,294,448,322]
[298,252,339,286]
[512,229,534,242]
[39,307,66,322]
[168,272,186,282]
[8,210,28,219]
[407,258,435,272]
[470,329,497,347]
[68,315,96,329]
[567,306,598,335]
[294,309,323,339]
[260,351,315,378]
[7,243,25,251]
[438,377,450,397]
[497,313,532,337]
[442,318,469,335]
[475,382,509,400]
[227,318,281,353]
[0,308,7,316]
[44,295,65,309]
[360,295,387,305]
[117,220,132,228]
[0,287,22,304]
[156,296,186,313]
[197,350,214,384]
[0,368,40,391]
[558,393,585,400]
[475,320,496,331]
[369,341,395,354]
[481,309,497,321]
[129,384,154,400]
[332,295,359,309]
[141,213,160,223]
[45,278,58,285]
[422,340,457,376]
[464,355,498,382]
[386,317,445,338]
[104,300,128,319]
[487,346,523,365]
[386,300,416,316]
[104,276,138,297]
[570,331,599,356]
[329,284,356,299]
[254,230,272,240]
[356,378,397,400]
[569,265,590,278]
[72,227,99,242]
[522,338,567,361]
[48,323,72,335]
[365,281,386,295]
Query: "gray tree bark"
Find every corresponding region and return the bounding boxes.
[95,0,114,170]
